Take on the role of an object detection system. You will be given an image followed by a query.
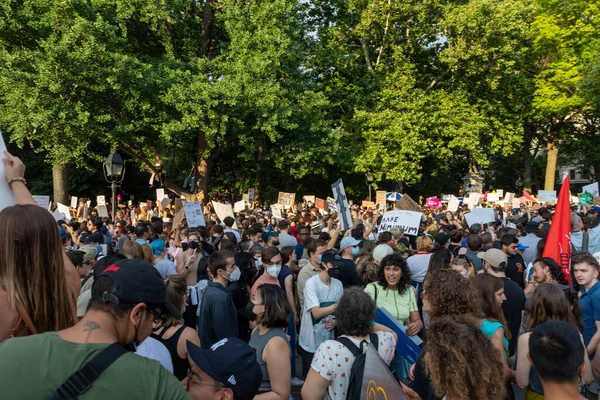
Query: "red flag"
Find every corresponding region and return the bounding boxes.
[522,190,536,202]
[542,175,572,284]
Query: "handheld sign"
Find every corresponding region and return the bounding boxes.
[156,188,166,200]
[271,204,283,220]
[183,201,206,228]
[234,200,245,213]
[538,190,557,203]
[582,183,599,197]
[70,196,78,209]
[32,195,50,209]
[277,192,296,208]
[97,196,106,206]
[97,205,109,218]
[464,208,495,227]
[0,131,17,211]
[56,203,72,223]
[375,307,422,364]
[487,193,499,202]
[331,179,353,230]
[395,194,422,212]
[447,195,460,213]
[248,188,255,202]
[378,210,422,236]
[212,201,237,229]
[375,191,386,205]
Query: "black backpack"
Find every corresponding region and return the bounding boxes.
[334,334,379,400]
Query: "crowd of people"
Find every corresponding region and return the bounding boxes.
[2,149,600,400]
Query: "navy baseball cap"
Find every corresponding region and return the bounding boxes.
[187,338,262,400]
[93,259,181,319]
[321,249,346,266]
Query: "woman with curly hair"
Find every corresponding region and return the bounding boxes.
[515,283,593,399]
[364,253,422,379]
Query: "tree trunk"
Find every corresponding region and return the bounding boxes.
[255,135,266,201]
[545,142,558,190]
[52,163,69,205]
[195,130,211,205]
[523,148,533,192]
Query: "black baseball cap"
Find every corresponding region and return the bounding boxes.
[187,338,262,400]
[321,249,346,266]
[93,259,181,319]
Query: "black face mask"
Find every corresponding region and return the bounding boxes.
[272,240,280,247]
[245,301,257,319]
[181,243,189,251]
[123,318,142,352]
[188,241,200,250]
[327,268,340,279]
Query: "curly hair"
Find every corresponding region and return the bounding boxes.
[533,258,568,285]
[425,315,505,400]
[377,253,411,295]
[335,287,375,337]
[423,270,481,318]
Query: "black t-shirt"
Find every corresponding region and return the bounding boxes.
[337,259,359,288]
[501,277,525,356]
[86,231,105,245]
[448,244,463,255]
[505,253,526,289]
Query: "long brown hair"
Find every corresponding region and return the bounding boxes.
[471,274,510,339]
[528,283,572,331]
[0,205,74,336]
[164,275,187,328]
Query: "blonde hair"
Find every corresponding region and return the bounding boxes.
[417,236,434,252]
[122,240,143,260]
[141,244,154,263]
[0,205,74,337]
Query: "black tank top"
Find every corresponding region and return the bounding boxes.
[151,325,189,380]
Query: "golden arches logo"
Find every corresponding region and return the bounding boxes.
[366,380,388,400]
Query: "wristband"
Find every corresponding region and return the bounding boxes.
[8,177,27,186]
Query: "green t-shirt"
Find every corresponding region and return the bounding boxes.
[364,282,417,324]
[0,332,192,400]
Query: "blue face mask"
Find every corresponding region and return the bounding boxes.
[317,255,322,264]
[352,247,360,257]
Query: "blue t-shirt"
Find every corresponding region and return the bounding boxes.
[278,265,294,296]
[580,282,600,358]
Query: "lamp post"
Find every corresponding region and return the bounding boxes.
[365,173,374,202]
[103,151,125,222]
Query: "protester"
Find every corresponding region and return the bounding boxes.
[185,338,262,400]
[151,275,201,380]
[228,252,254,342]
[122,239,144,260]
[177,232,201,328]
[297,239,327,310]
[449,254,476,279]
[336,236,361,287]
[276,220,297,250]
[198,250,239,349]
[249,284,292,399]
[501,234,526,289]
[406,235,433,290]
[0,259,190,398]
[152,238,177,278]
[519,221,542,266]
[250,247,282,301]
[301,287,397,400]
[465,234,484,272]
[294,225,312,260]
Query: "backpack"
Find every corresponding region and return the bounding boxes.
[335,334,406,400]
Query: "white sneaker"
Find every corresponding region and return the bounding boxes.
[291,377,304,386]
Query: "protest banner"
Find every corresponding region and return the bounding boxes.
[32,195,50,210]
[97,205,109,218]
[487,193,499,202]
[538,190,557,203]
[183,201,206,227]
[248,188,255,202]
[212,201,237,229]
[447,195,460,213]
[467,193,481,209]
[0,132,16,211]
[583,182,599,197]
[395,194,422,212]
[580,193,594,207]
[376,190,386,205]
[504,192,515,203]
[156,188,165,200]
[70,196,78,209]
[277,192,296,208]
[464,208,495,227]
[362,200,376,208]
[497,189,504,198]
[96,195,106,206]
[234,200,245,213]
[315,197,326,210]
[56,203,72,223]
[271,204,283,220]
[331,179,353,230]
[441,194,451,202]
[426,197,441,208]
[303,195,316,204]
[378,210,422,236]
[512,198,521,209]
[172,208,185,228]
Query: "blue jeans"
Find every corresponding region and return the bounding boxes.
[287,314,297,377]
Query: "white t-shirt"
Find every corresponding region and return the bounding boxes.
[311,332,397,400]
[277,233,298,250]
[135,337,174,373]
[154,259,177,279]
[406,253,432,283]
[299,274,344,353]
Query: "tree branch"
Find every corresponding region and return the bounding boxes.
[360,38,375,74]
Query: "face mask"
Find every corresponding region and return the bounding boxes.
[317,255,322,265]
[254,257,262,268]
[225,267,241,282]
[272,240,280,246]
[181,242,189,251]
[352,247,360,257]
[124,316,143,352]
[327,268,340,279]
[460,271,469,279]
[267,265,282,277]
[188,241,199,250]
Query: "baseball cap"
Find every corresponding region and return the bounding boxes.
[321,249,346,266]
[477,248,507,268]
[434,232,450,246]
[524,221,540,233]
[187,338,262,400]
[517,243,529,251]
[80,245,99,262]
[340,236,361,250]
[93,259,181,319]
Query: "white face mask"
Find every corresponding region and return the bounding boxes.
[224,267,241,282]
[267,265,282,277]
[459,271,469,279]
[254,257,262,268]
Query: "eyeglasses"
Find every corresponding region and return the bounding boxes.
[147,307,167,328]
[186,369,224,391]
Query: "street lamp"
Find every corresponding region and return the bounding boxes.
[365,173,374,202]
[103,151,125,222]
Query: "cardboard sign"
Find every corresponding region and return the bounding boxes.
[156,188,166,200]
[271,204,283,220]
[97,205,109,218]
[464,208,495,227]
[56,203,72,223]
[378,210,422,236]
[70,196,78,209]
[183,201,206,227]
[97,195,106,206]
[172,208,185,228]
[32,195,50,210]
[277,192,296,207]
[161,197,171,209]
[303,195,316,204]
[376,191,387,205]
[487,193,499,202]
[175,198,183,213]
[331,179,353,230]
[248,188,255,202]
[362,201,376,208]
[212,202,237,229]
[234,200,245,213]
[315,198,326,210]
[0,131,16,212]
[447,195,460,213]
[242,194,250,202]
[395,194,422,212]
[538,190,557,203]
[583,183,599,197]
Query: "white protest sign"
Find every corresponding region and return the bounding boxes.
[183,201,206,228]
[303,195,316,204]
[537,190,557,203]
[331,178,353,230]
[464,208,495,227]
[583,182,599,196]
[156,188,166,200]
[97,205,109,218]
[447,195,460,213]
[212,202,236,229]
[504,192,515,203]
[32,195,50,209]
[234,200,245,213]
[52,209,65,222]
[0,131,17,211]
[70,196,78,209]
[378,210,422,236]
[487,193,499,202]
[271,204,283,220]
[56,203,72,223]
[467,193,481,209]
[512,198,521,208]
[497,189,504,198]
[97,196,106,206]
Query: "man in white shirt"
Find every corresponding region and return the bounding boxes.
[223,216,241,243]
[276,219,298,250]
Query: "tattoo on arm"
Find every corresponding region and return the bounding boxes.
[83,320,101,342]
